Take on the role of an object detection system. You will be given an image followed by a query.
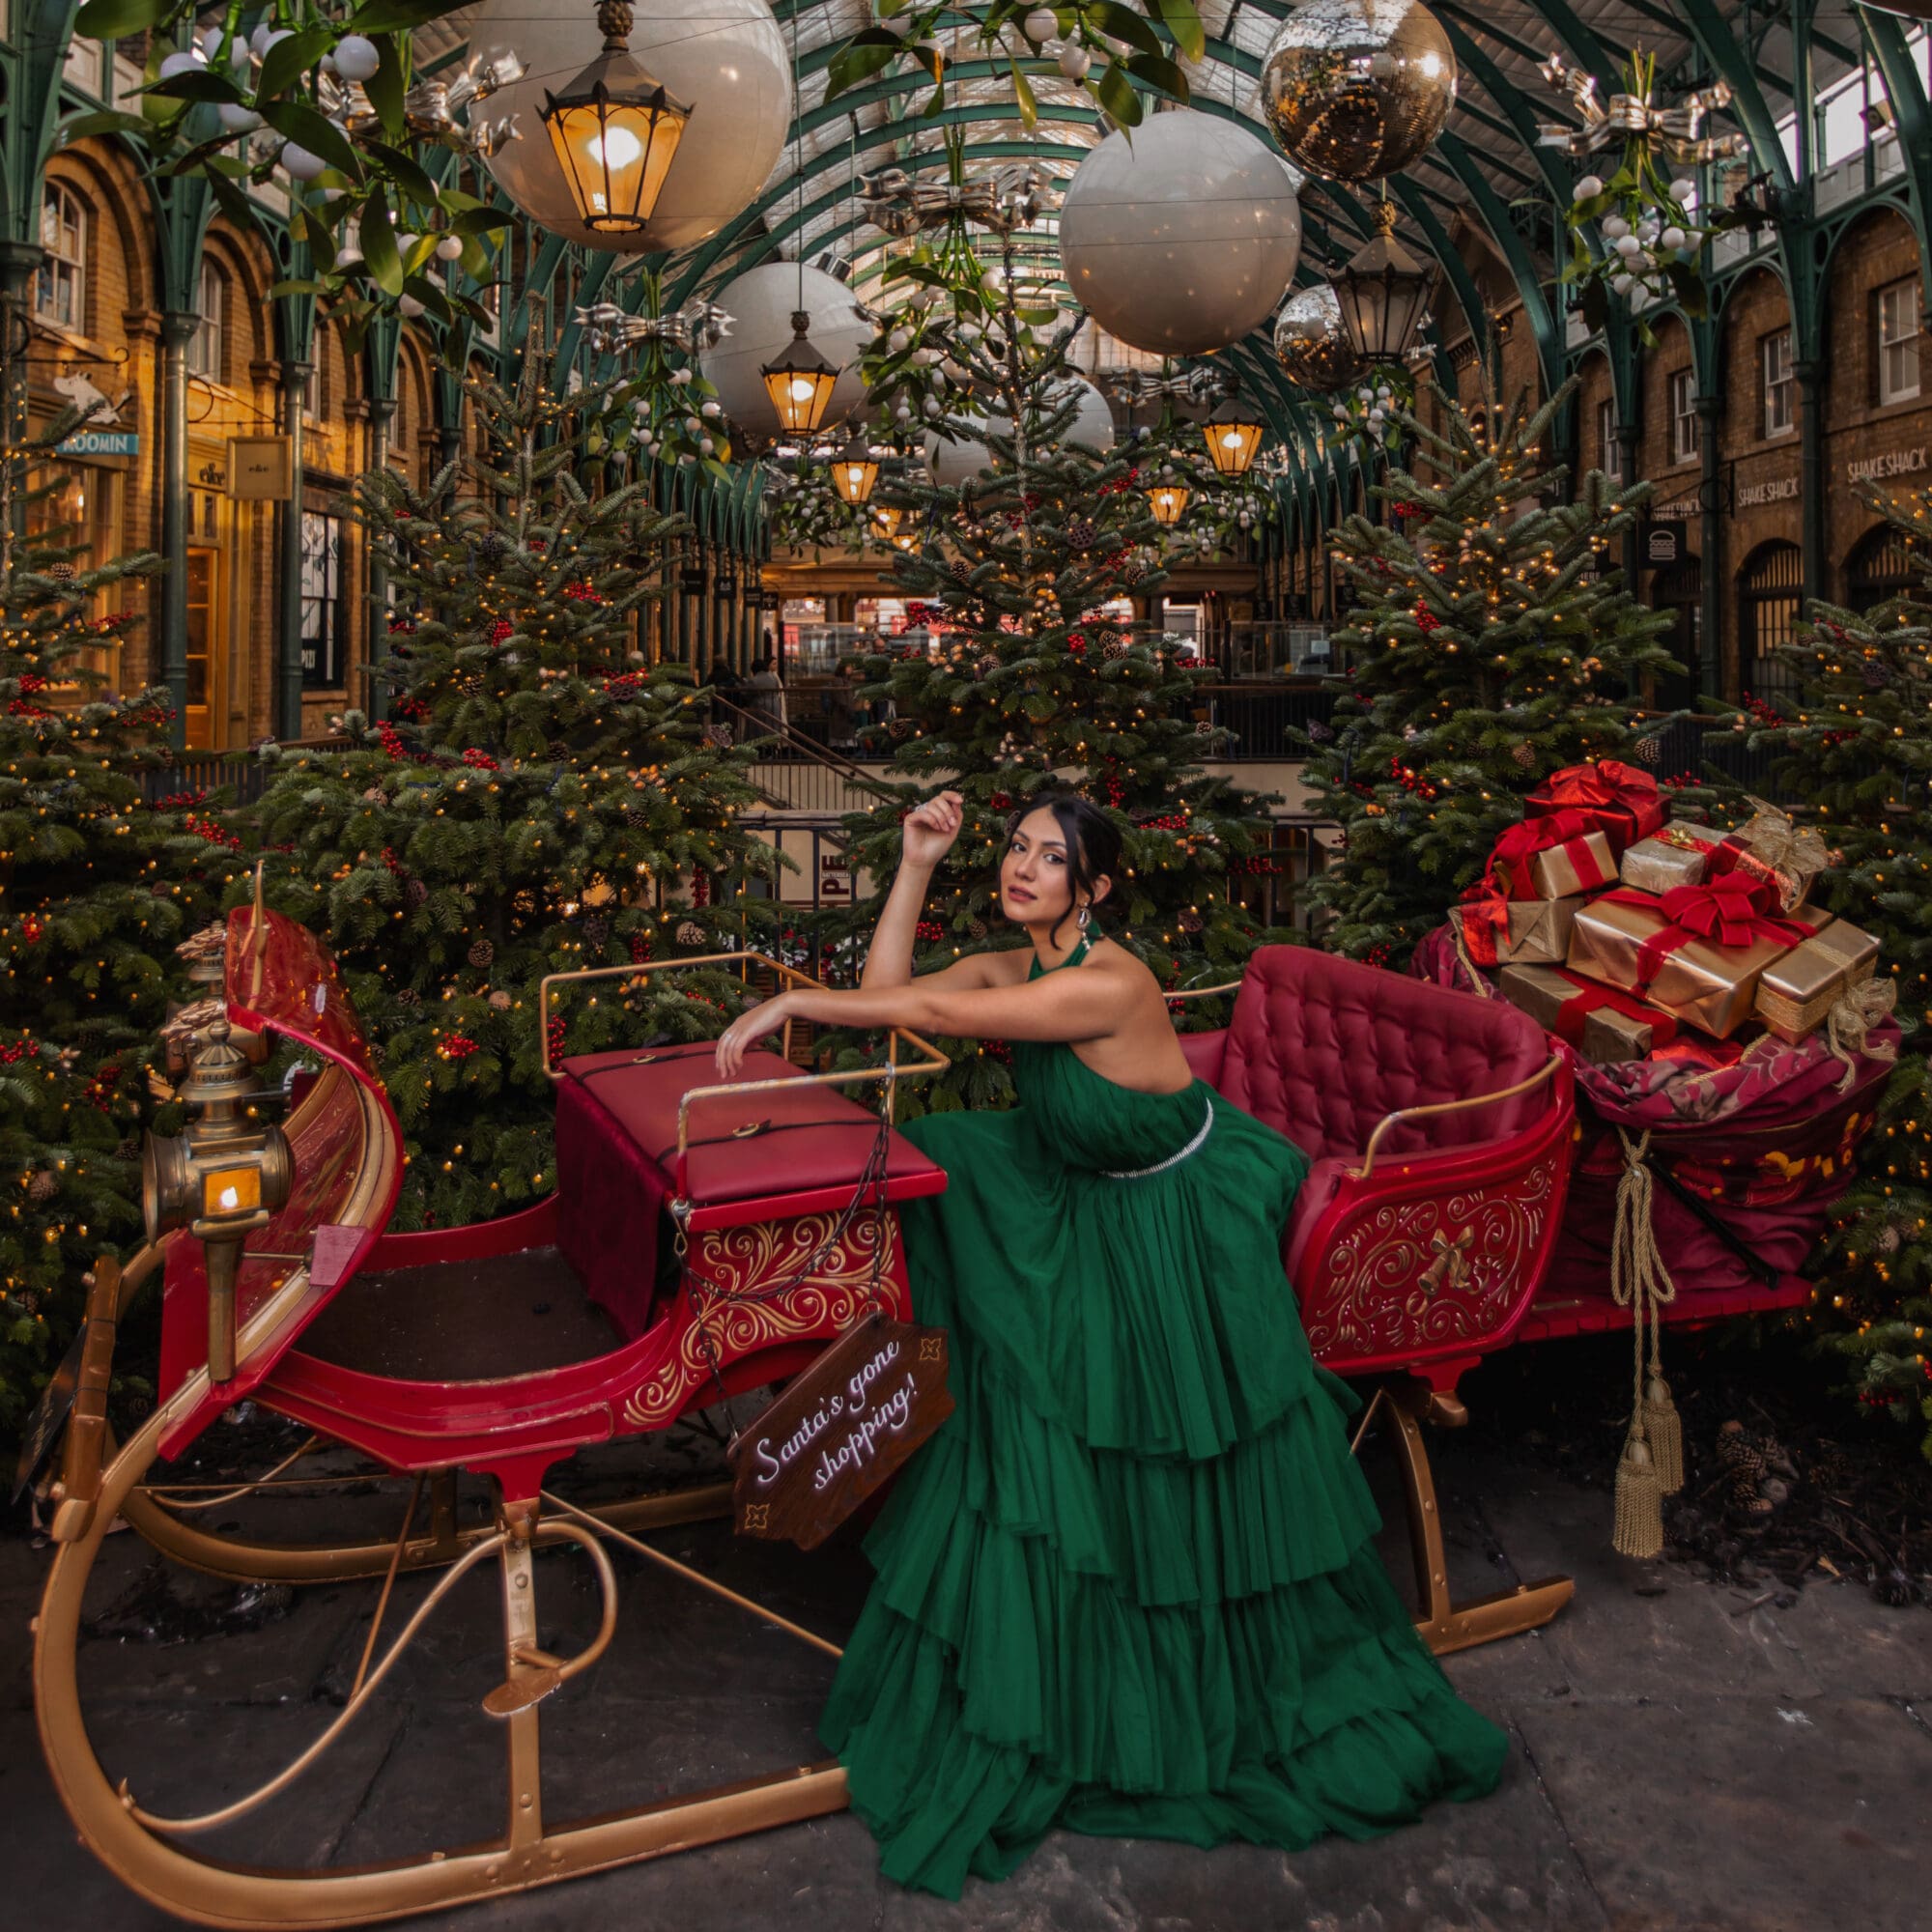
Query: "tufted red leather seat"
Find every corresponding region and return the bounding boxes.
[1183,946,1574,1383]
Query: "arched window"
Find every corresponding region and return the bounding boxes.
[36,183,86,329]
[1651,554,1702,708]
[185,261,224,381]
[1845,524,1918,614]
[1738,541,1804,700]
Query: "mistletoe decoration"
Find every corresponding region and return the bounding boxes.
[64,0,514,346]
[576,272,735,479]
[1328,362,1417,452]
[827,1,1205,133]
[1540,48,1748,328]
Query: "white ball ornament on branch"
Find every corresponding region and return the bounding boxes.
[1059,112,1303,356]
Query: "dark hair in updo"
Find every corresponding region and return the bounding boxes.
[1003,788,1122,947]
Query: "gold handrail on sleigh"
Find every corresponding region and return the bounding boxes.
[538,950,951,1155]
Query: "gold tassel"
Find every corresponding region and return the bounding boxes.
[1613,1428,1664,1560]
[1641,1373,1684,1494]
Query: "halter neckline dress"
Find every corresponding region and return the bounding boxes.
[819,935,1506,1895]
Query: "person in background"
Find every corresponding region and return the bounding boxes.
[825,658,864,753]
[705,654,742,733]
[743,653,788,741]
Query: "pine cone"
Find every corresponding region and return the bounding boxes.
[115,1137,142,1162]
[1179,909,1205,934]
[948,559,972,584]
[395,986,421,1009]
[1512,741,1536,769]
[1634,735,1662,767]
[406,878,430,908]
[28,1170,59,1203]
[468,938,495,969]
[676,920,706,948]
[1103,638,1128,659]
[624,806,649,831]
[968,918,987,941]
[582,915,610,950]
[150,881,172,897]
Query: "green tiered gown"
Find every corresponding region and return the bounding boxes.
[818,938,1509,1895]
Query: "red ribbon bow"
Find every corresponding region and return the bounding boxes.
[1480,809,1600,900]
[1606,878,1818,995]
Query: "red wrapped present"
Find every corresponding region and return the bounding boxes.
[1525,759,1665,856]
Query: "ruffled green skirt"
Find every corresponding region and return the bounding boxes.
[820,1090,1508,1897]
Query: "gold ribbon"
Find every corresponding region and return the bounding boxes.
[1827,977,1898,1091]
[1536,53,1748,165]
[1734,796,1832,884]
[860,164,1046,236]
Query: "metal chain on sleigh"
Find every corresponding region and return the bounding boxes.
[1609,1129,1686,1558]
[678,1098,899,1443]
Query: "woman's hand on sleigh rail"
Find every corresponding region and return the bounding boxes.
[715,990,797,1080]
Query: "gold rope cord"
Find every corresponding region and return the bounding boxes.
[1608,1128,1685,1558]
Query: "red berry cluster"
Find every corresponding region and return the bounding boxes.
[604,672,641,699]
[185,812,243,850]
[628,931,653,963]
[546,1015,567,1061]
[562,580,603,604]
[17,672,46,694]
[528,538,548,554]
[1141,810,1189,832]
[1102,776,1126,808]
[915,920,945,943]
[377,722,410,760]
[1391,501,1422,521]
[0,1036,38,1064]
[990,791,1012,811]
[1362,944,1392,970]
[440,1034,479,1062]
[690,870,712,908]
[1821,728,1858,748]
[19,916,44,945]
[462,748,498,770]
[1741,695,1780,725]
[9,696,50,718]
[151,789,211,810]
[1388,755,1438,801]
[393,695,429,721]
[1066,634,1087,656]
[387,618,416,636]
[84,1062,123,1110]
[1413,602,1440,634]
[1233,855,1282,875]
[381,847,402,872]
[489,618,514,644]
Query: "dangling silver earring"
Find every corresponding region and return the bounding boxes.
[1077,902,1091,930]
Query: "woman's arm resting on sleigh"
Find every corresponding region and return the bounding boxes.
[713,969,1130,1077]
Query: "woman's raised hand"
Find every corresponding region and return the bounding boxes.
[901,789,965,869]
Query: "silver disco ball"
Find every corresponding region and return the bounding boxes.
[1273,285,1365,393]
[1261,0,1458,184]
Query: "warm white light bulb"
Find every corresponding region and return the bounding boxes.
[589,126,643,170]
[790,377,816,402]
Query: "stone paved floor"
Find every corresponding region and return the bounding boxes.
[4,1422,1929,1932]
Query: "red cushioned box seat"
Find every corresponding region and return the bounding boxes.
[553,1042,947,1341]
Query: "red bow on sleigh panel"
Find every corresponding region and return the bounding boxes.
[1608,876,1819,995]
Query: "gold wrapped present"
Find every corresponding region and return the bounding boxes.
[1620,833,1711,895]
[1753,918,1880,1042]
[1565,885,1822,1038]
[1724,796,1831,913]
[1525,827,1617,900]
[1580,1007,1656,1065]
[1459,895,1580,968]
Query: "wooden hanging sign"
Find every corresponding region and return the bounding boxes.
[728,1313,952,1550]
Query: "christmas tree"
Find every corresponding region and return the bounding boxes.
[246,356,770,1231]
[0,412,217,1434]
[1748,493,1932,1454]
[1297,382,1679,965]
[829,324,1287,1114]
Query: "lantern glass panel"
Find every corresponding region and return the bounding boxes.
[1149,484,1190,526]
[541,73,689,233]
[1204,417,1264,477]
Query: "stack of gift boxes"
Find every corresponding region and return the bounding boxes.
[1456,761,1880,1068]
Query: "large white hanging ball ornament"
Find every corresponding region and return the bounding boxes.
[474,0,791,254]
[924,431,995,487]
[332,34,382,84]
[922,379,1114,485]
[699,261,871,441]
[1260,0,1457,184]
[1273,284,1365,393]
[1055,377,1116,454]
[1059,111,1302,356]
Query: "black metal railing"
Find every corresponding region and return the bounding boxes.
[1643,717,1789,801]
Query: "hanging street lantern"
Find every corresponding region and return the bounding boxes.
[1332,199,1434,366]
[1148,482,1191,526]
[1202,409,1265,478]
[760,310,841,435]
[540,0,693,236]
[831,440,880,506]
[869,502,903,540]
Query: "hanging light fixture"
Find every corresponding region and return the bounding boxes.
[1333,198,1434,366]
[1202,407,1265,478]
[870,502,903,541]
[831,438,880,505]
[1148,482,1190,526]
[759,2,842,436]
[540,1,692,235]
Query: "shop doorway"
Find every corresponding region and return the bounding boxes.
[1650,555,1701,709]
[1737,540,1803,703]
[1845,524,1916,615]
[183,544,224,750]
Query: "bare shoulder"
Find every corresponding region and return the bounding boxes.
[1084,938,1166,1005]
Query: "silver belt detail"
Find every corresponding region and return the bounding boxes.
[1100,1102,1214,1179]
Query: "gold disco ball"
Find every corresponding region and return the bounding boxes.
[1261,0,1459,184]
[1273,284,1366,393]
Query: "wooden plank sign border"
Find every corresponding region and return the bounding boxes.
[728,1313,953,1550]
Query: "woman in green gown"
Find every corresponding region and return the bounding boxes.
[712,788,1508,1897]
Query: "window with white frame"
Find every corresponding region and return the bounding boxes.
[1762,327,1795,438]
[1877,279,1920,406]
[185,261,223,381]
[36,183,85,329]
[1669,370,1700,465]
[1596,395,1620,472]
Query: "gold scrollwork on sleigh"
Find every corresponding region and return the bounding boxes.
[620,1212,901,1428]
[1301,1158,1559,1359]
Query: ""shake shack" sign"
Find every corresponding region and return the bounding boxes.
[729,1313,953,1549]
